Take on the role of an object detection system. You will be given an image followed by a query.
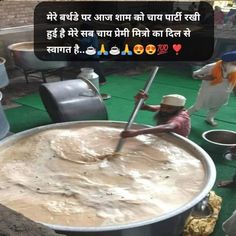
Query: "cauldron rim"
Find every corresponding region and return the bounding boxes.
[8,41,34,51]
[0,57,6,64]
[0,120,216,232]
[202,129,236,147]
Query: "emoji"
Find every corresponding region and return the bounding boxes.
[157,44,169,55]
[85,46,96,55]
[172,44,182,55]
[97,44,108,56]
[109,46,120,55]
[121,44,132,56]
[145,44,156,55]
[133,44,144,55]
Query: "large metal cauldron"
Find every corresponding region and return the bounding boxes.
[8,41,67,71]
[0,121,216,236]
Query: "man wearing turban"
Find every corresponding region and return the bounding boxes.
[188,51,236,126]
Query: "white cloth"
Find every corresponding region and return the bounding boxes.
[192,62,234,110]
[223,210,236,236]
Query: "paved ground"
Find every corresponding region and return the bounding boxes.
[2,69,62,108]
[1,62,155,109]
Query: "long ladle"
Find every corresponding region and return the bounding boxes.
[97,66,159,161]
[114,66,159,154]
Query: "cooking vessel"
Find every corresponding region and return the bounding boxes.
[8,41,68,71]
[39,79,108,122]
[0,121,216,236]
[202,129,236,153]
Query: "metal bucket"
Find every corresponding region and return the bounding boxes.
[0,92,10,140]
[0,121,216,236]
[8,42,68,71]
[202,129,236,153]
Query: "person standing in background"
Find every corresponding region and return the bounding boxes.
[214,6,224,25]
[188,51,236,126]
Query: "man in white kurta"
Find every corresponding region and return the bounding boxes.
[188,51,236,126]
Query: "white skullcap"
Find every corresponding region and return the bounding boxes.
[161,94,186,107]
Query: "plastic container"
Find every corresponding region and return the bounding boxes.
[0,92,10,139]
[77,68,100,92]
[0,57,9,88]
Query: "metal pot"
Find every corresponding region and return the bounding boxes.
[202,129,236,153]
[8,41,68,71]
[39,79,107,122]
[0,121,216,236]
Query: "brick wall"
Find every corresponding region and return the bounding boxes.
[0,0,86,28]
[0,1,39,28]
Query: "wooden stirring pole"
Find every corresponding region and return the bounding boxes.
[114,66,159,153]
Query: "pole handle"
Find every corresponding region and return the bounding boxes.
[114,66,159,153]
